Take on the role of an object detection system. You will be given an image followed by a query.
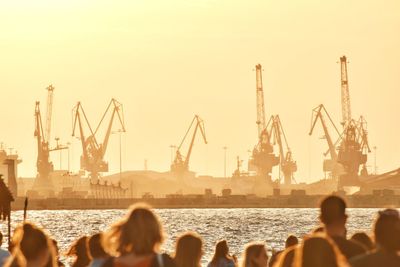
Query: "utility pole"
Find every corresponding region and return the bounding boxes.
[223,146,228,178]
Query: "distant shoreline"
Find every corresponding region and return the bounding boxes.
[10,194,400,210]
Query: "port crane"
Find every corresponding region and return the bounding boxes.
[170,115,207,179]
[34,85,67,189]
[271,115,297,185]
[336,56,371,186]
[72,99,126,182]
[248,64,279,180]
[309,104,343,179]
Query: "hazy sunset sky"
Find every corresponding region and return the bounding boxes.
[1,0,399,183]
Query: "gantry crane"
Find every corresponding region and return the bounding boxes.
[72,99,126,182]
[248,64,279,180]
[170,115,207,179]
[309,104,343,179]
[34,85,67,191]
[271,115,297,185]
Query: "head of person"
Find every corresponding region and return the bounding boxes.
[88,233,109,260]
[319,196,347,235]
[211,240,230,265]
[174,232,203,267]
[350,232,374,251]
[67,236,90,267]
[374,209,400,253]
[5,223,56,267]
[285,235,298,249]
[293,234,347,267]
[242,243,268,267]
[0,231,3,247]
[105,203,163,256]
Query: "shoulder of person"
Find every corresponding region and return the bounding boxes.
[347,238,367,253]
[349,252,383,267]
[101,257,115,267]
[151,253,176,267]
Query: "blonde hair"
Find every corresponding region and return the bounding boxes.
[104,203,164,256]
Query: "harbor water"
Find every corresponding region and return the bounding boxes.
[0,208,385,266]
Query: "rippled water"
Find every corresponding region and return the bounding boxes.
[0,208,383,266]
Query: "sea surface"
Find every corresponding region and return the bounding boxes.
[0,208,385,266]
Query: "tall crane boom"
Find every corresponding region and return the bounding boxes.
[72,99,126,181]
[340,56,351,126]
[171,115,207,179]
[45,85,54,143]
[255,64,266,137]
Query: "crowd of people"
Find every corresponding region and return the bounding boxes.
[0,195,399,267]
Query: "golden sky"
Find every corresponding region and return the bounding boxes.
[1,0,399,182]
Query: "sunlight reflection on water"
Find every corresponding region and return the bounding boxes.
[0,208,382,266]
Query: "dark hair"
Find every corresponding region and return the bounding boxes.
[105,203,163,255]
[174,232,203,267]
[88,233,109,259]
[285,235,298,248]
[0,231,3,245]
[294,235,347,267]
[5,223,57,267]
[210,240,230,267]
[320,195,346,225]
[374,209,400,253]
[67,236,90,267]
[242,243,266,267]
[350,232,374,251]
[312,226,324,233]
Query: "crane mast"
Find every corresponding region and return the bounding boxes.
[255,64,266,137]
[45,85,54,142]
[171,115,207,180]
[340,56,351,126]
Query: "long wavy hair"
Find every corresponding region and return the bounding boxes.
[210,240,232,267]
[104,203,164,256]
[174,232,203,267]
[5,222,57,267]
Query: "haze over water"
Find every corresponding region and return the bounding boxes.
[0,208,386,266]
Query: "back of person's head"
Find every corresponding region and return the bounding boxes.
[285,235,298,248]
[350,232,374,251]
[88,233,109,259]
[105,203,163,255]
[273,247,295,267]
[0,231,3,246]
[374,209,400,253]
[5,222,56,267]
[211,240,230,265]
[174,232,203,267]
[242,243,268,267]
[67,236,90,267]
[320,195,347,226]
[293,234,347,267]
